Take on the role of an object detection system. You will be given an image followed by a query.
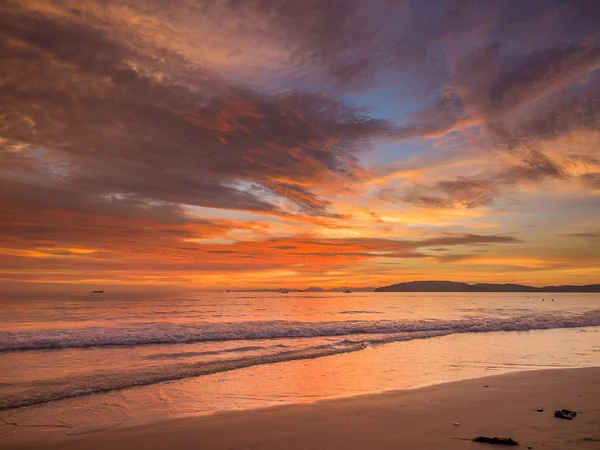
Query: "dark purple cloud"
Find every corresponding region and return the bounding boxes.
[1,0,599,236]
[0,4,400,221]
[386,177,499,209]
[381,149,573,209]
[421,233,521,247]
[561,231,600,241]
[581,173,600,190]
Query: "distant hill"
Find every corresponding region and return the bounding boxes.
[327,287,376,293]
[374,280,600,293]
[303,286,378,292]
[237,288,302,293]
[236,286,376,293]
[300,286,376,293]
[303,286,327,292]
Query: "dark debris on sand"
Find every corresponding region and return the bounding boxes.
[554,409,577,420]
[473,436,519,446]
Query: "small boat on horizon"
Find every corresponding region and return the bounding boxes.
[92,290,104,294]
[343,281,351,294]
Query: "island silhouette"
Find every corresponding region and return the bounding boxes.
[233,281,600,293]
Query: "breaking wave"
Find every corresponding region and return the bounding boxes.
[2,310,600,352]
[1,310,600,410]
[0,342,369,410]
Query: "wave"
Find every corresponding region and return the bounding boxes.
[145,345,272,360]
[2,310,600,352]
[0,342,369,410]
[2,311,600,410]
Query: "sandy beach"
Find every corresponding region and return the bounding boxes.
[3,367,599,450]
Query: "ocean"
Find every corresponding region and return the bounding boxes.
[1,291,599,441]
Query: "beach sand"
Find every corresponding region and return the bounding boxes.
[4,367,599,450]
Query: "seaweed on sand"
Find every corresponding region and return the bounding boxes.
[473,436,519,446]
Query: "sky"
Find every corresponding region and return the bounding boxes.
[1,0,600,291]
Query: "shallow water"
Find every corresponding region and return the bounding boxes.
[1,291,599,441]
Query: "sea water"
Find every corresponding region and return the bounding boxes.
[1,291,599,441]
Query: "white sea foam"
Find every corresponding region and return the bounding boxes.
[1,310,600,410]
[1,310,600,352]
[0,342,369,410]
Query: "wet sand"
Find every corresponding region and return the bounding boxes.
[4,367,600,450]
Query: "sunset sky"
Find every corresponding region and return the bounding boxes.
[1,0,599,291]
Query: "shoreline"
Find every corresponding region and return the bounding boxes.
[3,366,599,449]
